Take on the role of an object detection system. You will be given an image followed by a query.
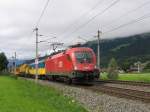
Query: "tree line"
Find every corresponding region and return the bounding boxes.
[0,52,8,72]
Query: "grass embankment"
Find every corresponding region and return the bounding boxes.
[0,75,87,112]
[100,72,150,82]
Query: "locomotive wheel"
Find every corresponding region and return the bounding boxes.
[52,76,57,81]
[46,75,52,81]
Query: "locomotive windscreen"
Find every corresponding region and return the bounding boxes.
[75,51,93,63]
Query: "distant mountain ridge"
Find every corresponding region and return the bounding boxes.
[83,32,150,68]
[8,59,25,68]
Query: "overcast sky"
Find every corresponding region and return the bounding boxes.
[0,0,150,59]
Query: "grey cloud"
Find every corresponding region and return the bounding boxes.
[0,0,150,59]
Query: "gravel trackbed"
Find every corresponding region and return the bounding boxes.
[26,79,150,112]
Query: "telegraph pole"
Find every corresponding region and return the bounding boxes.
[35,28,39,81]
[137,61,141,73]
[97,30,101,70]
[14,52,16,75]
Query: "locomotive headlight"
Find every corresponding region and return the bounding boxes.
[74,66,78,70]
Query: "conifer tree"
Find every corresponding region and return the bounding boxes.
[107,58,118,79]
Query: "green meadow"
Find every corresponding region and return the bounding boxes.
[0,75,87,112]
[100,72,150,82]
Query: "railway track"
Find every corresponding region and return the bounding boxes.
[21,77,150,103]
[81,84,150,103]
[97,80,150,86]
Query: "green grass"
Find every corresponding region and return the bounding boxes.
[0,75,87,112]
[100,72,150,82]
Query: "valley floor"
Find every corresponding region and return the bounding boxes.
[101,72,150,82]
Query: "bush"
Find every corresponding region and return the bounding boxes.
[107,58,118,80]
[143,69,150,73]
[144,62,150,69]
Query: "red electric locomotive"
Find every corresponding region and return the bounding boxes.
[45,46,99,84]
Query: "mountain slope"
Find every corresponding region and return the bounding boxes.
[84,32,150,68]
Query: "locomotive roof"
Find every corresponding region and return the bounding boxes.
[22,47,92,65]
[47,47,93,59]
[24,56,48,64]
[68,43,82,48]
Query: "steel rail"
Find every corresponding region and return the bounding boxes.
[97,80,150,87]
[82,85,150,103]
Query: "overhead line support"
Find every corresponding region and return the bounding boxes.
[35,27,39,82]
[96,30,101,70]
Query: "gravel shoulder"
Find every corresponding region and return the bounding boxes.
[25,79,150,112]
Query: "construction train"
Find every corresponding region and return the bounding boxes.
[15,45,100,84]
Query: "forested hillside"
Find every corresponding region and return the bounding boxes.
[84,32,150,69]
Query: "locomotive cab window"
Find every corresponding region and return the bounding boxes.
[75,51,93,63]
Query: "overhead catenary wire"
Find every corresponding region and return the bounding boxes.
[19,1,47,53]
[104,12,150,34]
[61,0,120,39]
[63,0,120,44]
[38,34,57,41]
[102,0,150,28]
[33,0,52,81]
[67,3,150,45]
[58,0,105,37]
[35,0,51,28]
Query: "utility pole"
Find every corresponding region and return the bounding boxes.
[11,57,13,73]
[137,61,141,73]
[97,30,101,70]
[35,28,39,81]
[14,52,16,75]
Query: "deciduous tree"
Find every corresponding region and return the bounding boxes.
[0,52,8,71]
